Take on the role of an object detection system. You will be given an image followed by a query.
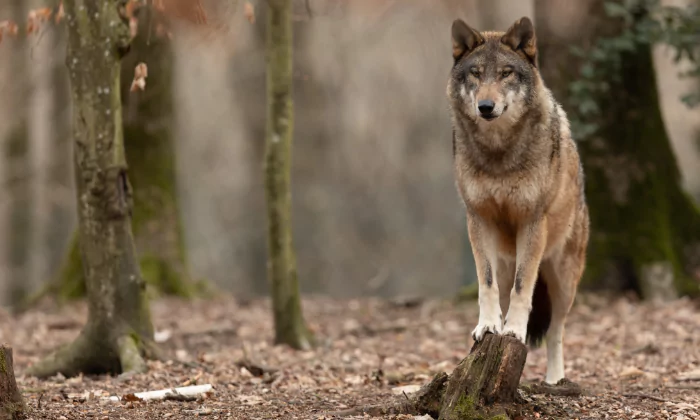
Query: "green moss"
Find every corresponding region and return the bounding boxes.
[449,394,510,420]
[0,349,7,375]
[265,0,314,350]
[454,394,480,419]
[5,122,31,304]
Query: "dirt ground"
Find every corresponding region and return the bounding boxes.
[3,291,700,419]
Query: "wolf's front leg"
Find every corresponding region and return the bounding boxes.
[467,216,502,342]
[503,219,548,343]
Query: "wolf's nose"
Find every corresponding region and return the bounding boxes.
[478,100,495,115]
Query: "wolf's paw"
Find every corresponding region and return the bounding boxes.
[471,323,501,342]
[545,372,566,386]
[502,327,526,344]
[503,307,528,344]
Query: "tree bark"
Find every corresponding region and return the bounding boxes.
[439,334,527,420]
[535,0,700,300]
[264,0,314,350]
[44,16,75,295]
[46,6,198,301]
[4,0,31,305]
[0,345,25,420]
[26,0,157,378]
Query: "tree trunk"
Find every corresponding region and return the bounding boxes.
[44,17,75,294]
[121,8,195,297]
[26,0,157,378]
[47,6,198,301]
[535,0,700,300]
[439,334,527,420]
[0,346,24,419]
[264,0,314,350]
[0,346,25,420]
[4,0,31,305]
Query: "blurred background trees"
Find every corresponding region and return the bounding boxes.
[536,0,700,300]
[0,0,698,310]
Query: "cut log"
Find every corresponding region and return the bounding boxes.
[439,333,527,420]
[0,345,25,420]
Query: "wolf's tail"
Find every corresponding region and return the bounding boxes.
[526,270,551,348]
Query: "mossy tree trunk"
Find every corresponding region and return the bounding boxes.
[44,17,75,291]
[0,345,25,420]
[264,0,314,350]
[26,0,157,378]
[4,0,31,305]
[535,0,700,300]
[439,335,527,420]
[48,6,197,301]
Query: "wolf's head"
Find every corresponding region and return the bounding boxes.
[447,17,540,129]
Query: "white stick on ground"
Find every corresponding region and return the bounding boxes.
[109,384,213,401]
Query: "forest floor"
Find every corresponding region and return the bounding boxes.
[5,291,700,419]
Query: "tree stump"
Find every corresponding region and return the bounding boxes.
[0,345,25,420]
[439,333,527,420]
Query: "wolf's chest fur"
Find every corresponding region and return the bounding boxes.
[457,160,546,256]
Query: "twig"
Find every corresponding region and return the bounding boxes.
[665,384,700,390]
[622,393,669,403]
[37,393,44,410]
[163,392,196,402]
[235,358,278,377]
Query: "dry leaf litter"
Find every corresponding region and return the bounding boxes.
[3,292,699,419]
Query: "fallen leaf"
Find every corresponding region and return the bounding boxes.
[154,329,172,343]
[619,367,645,379]
[122,393,143,402]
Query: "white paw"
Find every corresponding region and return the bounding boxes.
[502,315,527,344]
[502,327,526,344]
[471,322,501,342]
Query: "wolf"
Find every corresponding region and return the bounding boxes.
[446,16,590,384]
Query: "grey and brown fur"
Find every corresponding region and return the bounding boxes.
[447,17,590,384]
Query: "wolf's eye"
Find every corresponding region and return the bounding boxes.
[501,69,513,78]
[469,68,480,78]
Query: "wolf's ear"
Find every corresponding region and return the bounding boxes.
[501,17,537,66]
[452,19,484,62]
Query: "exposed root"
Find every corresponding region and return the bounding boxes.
[117,335,147,374]
[24,333,95,379]
[26,329,157,379]
[520,378,584,397]
[327,372,448,418]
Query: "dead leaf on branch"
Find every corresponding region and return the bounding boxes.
[130,63,148,92]
[27,7,54,35]
[0,20,19,44]
[55,2,65,24]
[244,2,255,24]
